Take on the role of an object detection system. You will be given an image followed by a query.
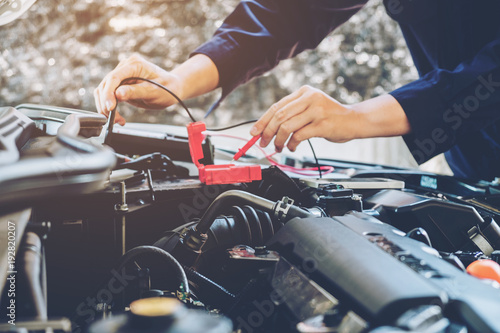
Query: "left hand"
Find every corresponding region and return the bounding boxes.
[250,85,359,152]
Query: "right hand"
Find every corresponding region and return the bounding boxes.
[94,54,184,125]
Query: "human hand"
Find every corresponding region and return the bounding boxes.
[249,85,359,152]
[94,54,184,125]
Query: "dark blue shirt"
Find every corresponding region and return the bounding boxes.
[193,0,500,180]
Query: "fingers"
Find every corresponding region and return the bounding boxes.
[114,111,127,126]
[95,87,126,125]
[250,88,306,139]
[260,97,309,148]
[94,75,129,125]
[94,87,104,116]
[251,85,343,153]
[114,82,159,105]
[98,70,134,115]
[94,73,121,116]
[94,55,149,115]
[287,126,316,152]
[273,110,315,152]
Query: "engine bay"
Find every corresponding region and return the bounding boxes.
[1,105,500,333]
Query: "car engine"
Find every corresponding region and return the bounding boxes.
[1,105,500,333]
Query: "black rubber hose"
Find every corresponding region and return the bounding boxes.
[242,205,264,246]
[258,210,275,239]
[231,206,253,244]
[196,190,312,234]
[208,227,220,247]
[183,266,235,309]
[116,246,189,295]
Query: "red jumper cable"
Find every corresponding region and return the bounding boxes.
[231,134,261,162]
[187,122,262,185]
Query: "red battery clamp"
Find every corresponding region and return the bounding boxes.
[187,122,262,185]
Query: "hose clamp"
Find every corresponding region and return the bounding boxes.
[274,196,294,221]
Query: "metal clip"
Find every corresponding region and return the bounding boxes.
[274,196,295,221]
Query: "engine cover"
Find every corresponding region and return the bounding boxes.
[267,213,500,332]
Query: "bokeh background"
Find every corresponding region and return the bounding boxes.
[0,0,451,173]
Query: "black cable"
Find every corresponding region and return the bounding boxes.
[207,119,257,131]
[109,76,257,131]
[121,77,197,122]
[307,139,322,178]
[104,105,116,145]
[183,265,236,310]
[115,245,190,295]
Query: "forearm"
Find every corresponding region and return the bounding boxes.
[171,54,220,100]
[193,0,367,98]
[351,94,411,139]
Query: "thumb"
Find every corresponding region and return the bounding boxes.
[115,85,136,102]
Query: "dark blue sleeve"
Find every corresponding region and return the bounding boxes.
[193,0,367,101]
[390,38,500,164]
